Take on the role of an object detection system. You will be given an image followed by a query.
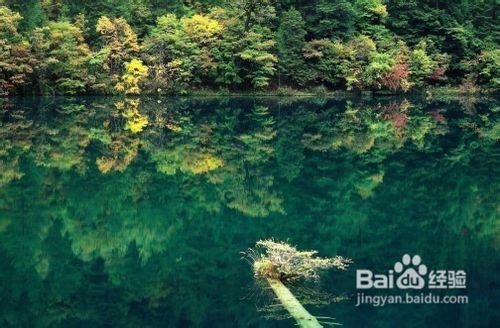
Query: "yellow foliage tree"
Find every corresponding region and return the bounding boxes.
[0,6,36,95]
[96,16,139,74]
[115,59,149,95]
[181,14,222,43]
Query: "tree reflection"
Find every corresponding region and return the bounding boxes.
[0,96,498,327]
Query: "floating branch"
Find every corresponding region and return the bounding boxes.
[244,239,352,328]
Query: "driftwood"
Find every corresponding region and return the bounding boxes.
[245,239,352,328]
[267,278,322,328]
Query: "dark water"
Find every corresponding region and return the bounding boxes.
[0,96,498,327]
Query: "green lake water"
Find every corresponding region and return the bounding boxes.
[0,96,498,327]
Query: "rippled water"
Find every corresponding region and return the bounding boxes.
[0,96,498,327]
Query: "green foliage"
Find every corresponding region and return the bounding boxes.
[303,39,345,86]
[343,35,378,90]
[408,41,438,86]
[237,26,277,88]
[362,52,394,89]
[477,50,500,90]
[386,0,496,81]
[310,0,358,39]
[0,6,36,95]
[232,0,276,32]
[31,20,91,94]
[462,49,500,91]
[0,0,497,94]
[308,0,388,40]
[4,0,45,32]
[87,16,140,93]
[142,14,193,93]
[276,8,308,86]
[95,16,139,74]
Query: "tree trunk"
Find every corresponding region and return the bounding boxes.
[266,278,322,328]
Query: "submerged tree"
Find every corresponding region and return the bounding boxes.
[245,240,351,327]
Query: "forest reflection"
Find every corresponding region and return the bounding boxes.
[0,96,498,327]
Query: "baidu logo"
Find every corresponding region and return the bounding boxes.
[394,254,427,289]
[355,254,468,306]
[356,254,466,290]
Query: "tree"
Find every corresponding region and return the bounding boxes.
[0,6,35,95]
[41,0,63,21]
[59,0,154,39]
[231,0,276,32]
[276,8,309,86]
[310,0,358,39]
[95,16,139,75]
[181,14,223,85]
[237,26,277,88]
[3,0,45,32]
[31,21,91,94]
[476,50,499,91]
[379,41,411,92]
[115,59,149,95]
[182,14,222,43]
[142,14,199,93]
[249,240,351,327]
[461,50,500,92]
[207,8,243,88]
[303,39,345,87]
[408,41,437,86]
[354,0,389,39]
[362,52,394,90]
[0,0,497,94]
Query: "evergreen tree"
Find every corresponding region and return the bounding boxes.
[276,8,309,86]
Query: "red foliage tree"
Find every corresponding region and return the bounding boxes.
[381,63,409,92]
[430,66,447,81]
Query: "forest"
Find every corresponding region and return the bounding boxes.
[0,0,498,96]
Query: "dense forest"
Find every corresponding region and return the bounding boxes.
[0,0,498,95]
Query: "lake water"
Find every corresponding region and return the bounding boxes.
[0,96,498,327]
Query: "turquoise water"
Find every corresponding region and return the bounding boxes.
[0,96,498,327]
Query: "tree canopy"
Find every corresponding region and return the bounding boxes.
[0,0,497,95]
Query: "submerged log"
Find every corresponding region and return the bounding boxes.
[246,240,352,327]
[266,277,322,328]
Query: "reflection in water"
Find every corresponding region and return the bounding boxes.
[0,96,498,327]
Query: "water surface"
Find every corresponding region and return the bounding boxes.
[0,96,498,327]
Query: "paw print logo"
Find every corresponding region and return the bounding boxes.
[394,254,427,289]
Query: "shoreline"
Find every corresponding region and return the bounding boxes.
[2,87,498,99]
